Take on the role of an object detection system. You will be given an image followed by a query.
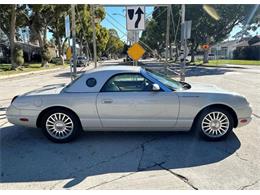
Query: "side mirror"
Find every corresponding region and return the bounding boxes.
[152,83,160,91]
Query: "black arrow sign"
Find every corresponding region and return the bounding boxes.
[134,7,144,28]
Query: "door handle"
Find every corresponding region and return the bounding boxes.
[102,99,113,104]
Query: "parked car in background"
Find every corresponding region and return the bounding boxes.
[100,56,108,61]
[123,55,133,62]
[77,56,89,67]
[7,66,252,143]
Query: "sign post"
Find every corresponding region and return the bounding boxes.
[180,4,192,82]
[65,15,70,38]
[65,15,73,80]
[126,6,145,65]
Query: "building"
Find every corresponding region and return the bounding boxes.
[210,36,260,60]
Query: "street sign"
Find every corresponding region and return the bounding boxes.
[127,31,139,43]
[127,31,135,42]
[126,6,145,31]
[202,44,209,50]
[181,20,192,41]
[127,43,145,61]
[65,15,70,38]
[66,47,72,60]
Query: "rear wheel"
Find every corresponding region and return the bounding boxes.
[196,108,234,141]
[41,109,81,143]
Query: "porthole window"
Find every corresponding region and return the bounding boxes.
[86,78,97,87]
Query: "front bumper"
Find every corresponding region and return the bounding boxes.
[236,104,253,128]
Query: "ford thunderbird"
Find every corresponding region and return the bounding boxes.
[6,66,252,143]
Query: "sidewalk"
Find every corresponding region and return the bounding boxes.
[0,67,69,80]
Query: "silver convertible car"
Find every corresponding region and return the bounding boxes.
[6,66,252,143]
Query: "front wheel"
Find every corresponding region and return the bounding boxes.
[196,108,234,141]
[41,109,81,143]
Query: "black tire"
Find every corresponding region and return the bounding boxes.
[195,107,234,141]
[41,108,81,143]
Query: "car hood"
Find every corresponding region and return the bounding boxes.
[23,84,66,96]
[183,82,240,96]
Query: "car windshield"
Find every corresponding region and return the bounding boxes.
[146,70,183,91]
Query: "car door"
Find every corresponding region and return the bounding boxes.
[96,73,179,128]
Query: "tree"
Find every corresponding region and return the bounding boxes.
[14,45,24,66]
[10,5,16,69]
[0,4,28,69]
[29,5,58,66]
[75,5,108,58]
[105,29,124,58]
[48,5,70,59]
[141,5,259,63]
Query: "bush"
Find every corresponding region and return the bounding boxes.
[14,46,24,66]
[51,57,64,65]
[233,46,260,60]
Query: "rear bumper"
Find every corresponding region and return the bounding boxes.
[6,105,38,128]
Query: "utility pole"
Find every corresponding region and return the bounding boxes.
[180,4,187,82]
[71,4,77,79]
[91,5,97,68]
[165,5,170,74]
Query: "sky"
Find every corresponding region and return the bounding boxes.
[47,5,259,43]
[101,5,259,42]
[101,6,154,42]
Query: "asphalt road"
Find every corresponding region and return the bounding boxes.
[0,59,259,189]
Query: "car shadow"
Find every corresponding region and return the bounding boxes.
[0,125,241,189]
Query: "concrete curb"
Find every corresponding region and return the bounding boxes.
[0,67,68,80]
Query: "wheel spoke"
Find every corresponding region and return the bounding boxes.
[46,112,74,139]
[201,111,230,138]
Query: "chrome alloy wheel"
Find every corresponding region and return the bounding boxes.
[201,111,230,138]
[46,113,74,139]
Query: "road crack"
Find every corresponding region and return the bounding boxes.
[64,136,165,188]
[235,152,248,161]
[252,113,260,119]
[137,144,145,171]
[86,162,164,190]
[156,163,198,190]
[238,179,260,190]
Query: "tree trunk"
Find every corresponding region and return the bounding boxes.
[57,37,64,65]
[190,42,199,63]
[10,5,16,70]
[203,50,209,63]
[61,37,68,56]
[174,43,179,62]
[79,39,83,56]
[57,37,61,57]
[169,43,172,60]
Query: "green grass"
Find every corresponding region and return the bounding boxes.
[0,63,68,76]
[195,59,260,66]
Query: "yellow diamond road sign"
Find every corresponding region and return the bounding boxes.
[127,43,145,61]
[66,47,72,60]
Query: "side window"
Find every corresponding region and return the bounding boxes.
[86,78,97,87]
[101,74,153,92]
